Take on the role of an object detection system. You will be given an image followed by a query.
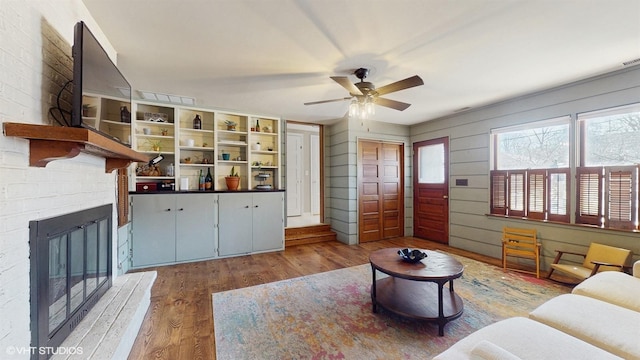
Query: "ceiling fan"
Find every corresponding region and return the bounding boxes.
[304,68,424,112]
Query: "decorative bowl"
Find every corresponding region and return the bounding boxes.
[397,248,427,263]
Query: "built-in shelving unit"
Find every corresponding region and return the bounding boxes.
[129,101,281,192]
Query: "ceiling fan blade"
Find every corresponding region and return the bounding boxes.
[330,76,363,95]
[304,97,351,105]
[376,97,412,111]
[375,75,424,96]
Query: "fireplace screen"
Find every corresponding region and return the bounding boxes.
[31,204,112,358]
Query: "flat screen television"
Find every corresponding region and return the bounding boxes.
[72,21,132,146]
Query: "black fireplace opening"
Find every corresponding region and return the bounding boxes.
[30,204,113,359]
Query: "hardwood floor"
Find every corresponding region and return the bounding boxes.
[126,237,506,359]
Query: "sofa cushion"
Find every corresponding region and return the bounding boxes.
[529,294,640,359]
[433,317,621,360]
[470,340,522,360]
[572,271,640,312]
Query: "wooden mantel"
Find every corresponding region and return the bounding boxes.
[3,122,149,173]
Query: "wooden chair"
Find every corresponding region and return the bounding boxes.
[502,227,541,278]
[547,243,632,282]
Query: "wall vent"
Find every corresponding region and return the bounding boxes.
[623,58,640,66]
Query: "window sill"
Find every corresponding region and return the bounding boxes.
[485,214,639,234]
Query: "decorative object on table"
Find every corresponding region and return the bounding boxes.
[183,157,192,164]
[397,248,428,263]
[255,119,261,132]
[251,142,261,151]
[221,152,231,160]
[198,169,206,191]
[143,112,168,122]
[145,139,161,152]
[142,127,151,135]
[165,163,174,177]
[225,120,237,131]
[82,104,92,117]
[193,114,202,129]
[255,172,272,190]
[225,166,240,190]
[120,106,131,123]
[205,168,213,190]
[185,138,195,147]
[160,128,169,136]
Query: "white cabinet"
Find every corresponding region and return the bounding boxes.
[131,195,176,267]
[131,193,217,268]
[218,193,253,256]
[218,192,284,256]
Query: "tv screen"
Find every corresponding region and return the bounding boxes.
[72,21,132,146]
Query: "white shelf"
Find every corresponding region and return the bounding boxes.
[136,176,174,180]
[180,146,214,151]
[180,128,214,134]
[180,163,214,167]
[102,119,130,127]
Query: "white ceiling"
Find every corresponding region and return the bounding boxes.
[82,0,640,126]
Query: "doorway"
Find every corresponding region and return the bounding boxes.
[358,140,404,242]
[286,122,323,228]
[413,137,449,244]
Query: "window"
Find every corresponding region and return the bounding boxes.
[577,104,640,230]
[490,105,639,230]
[490,117,570,222]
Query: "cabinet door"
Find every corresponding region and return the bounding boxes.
[131,195,176,267]
[252,192,284,252]
[176,194,217,261]
[218,193,253,256]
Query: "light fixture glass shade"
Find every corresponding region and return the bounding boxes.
[349,98,358,118]
[365,96,375,116]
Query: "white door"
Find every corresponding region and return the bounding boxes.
[310,134,320,215]
[287,133,303,216]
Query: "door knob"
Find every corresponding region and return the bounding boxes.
[443,195,449,199]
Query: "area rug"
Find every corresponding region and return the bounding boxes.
[212,252,570,359]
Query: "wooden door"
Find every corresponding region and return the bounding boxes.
[413,137,449,243]
[358,140,404,242]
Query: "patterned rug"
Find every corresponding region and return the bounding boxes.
[212,252,570,359]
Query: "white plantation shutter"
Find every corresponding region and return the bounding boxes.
[527,170,545,220]
[490,171,508,215]
[606,167,637,230]
[547,169,570,222]
[576,167,602,226]
[508,171,526,217]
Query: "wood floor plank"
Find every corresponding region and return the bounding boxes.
[127,236,540,359]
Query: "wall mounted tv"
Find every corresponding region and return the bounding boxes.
[72,21,132,146]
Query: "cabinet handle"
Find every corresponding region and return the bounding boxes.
[244,205,249,208]
[254,205,259,208]
[178,208,184,211]
[165,209,171,212]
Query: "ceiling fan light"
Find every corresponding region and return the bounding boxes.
[349,98,359,117]
[365,100,375,116]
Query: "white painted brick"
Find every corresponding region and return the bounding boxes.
[1,1,123,355]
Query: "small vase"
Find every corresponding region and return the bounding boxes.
[225,176,240,191]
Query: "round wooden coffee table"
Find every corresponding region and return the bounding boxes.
[369,248,464,336]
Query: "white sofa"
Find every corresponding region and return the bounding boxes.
[433,260,640,360]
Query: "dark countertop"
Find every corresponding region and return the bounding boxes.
[129,189,285,195]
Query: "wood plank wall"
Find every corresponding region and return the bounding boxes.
[410,65,640,268]
[326,117,412,244]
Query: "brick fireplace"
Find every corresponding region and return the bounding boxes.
[29,205,112,359]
